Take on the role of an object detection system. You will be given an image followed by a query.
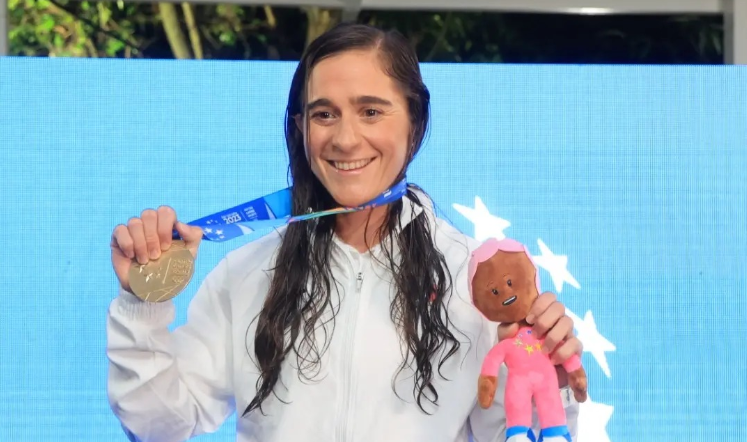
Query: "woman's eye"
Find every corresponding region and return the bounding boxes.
[364,109,379,117]
[313,111,332,119]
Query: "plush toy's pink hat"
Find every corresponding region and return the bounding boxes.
[467,238,541,301]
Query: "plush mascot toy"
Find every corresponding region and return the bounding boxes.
[468,238,588,442]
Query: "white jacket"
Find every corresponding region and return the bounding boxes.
[106,192,579,442]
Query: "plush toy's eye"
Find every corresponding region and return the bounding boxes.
[507,279,512,287]
[491,288,499,295]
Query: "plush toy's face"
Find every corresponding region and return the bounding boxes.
[472,250,539,323]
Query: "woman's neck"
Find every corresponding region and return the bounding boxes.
[334,205,389,253]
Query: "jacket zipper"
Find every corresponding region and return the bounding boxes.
[337,255,363,442]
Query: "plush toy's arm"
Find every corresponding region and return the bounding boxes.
[480,341,507,377]
[561,353,582,373]
[477,340,507,409]
[562,354,588,404]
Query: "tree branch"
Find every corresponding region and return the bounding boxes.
[303,7,341,48]
[46,0,142,54]
[181,2,203,59]
[263,5,277,29]
[424,12,452,62]
[159,2,191,59]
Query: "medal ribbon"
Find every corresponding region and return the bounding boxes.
[173,178,408,243]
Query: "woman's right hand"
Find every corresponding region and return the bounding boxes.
[110,206,205,292]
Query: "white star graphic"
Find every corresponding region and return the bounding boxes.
[577,395,614,442]
[452,196,511,241]
[566,309,616,378]
[532,239,580,293]
[204,228,213,233]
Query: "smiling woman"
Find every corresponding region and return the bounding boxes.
[296,49,412,250]
[299,50,410,208]
[105,22,584,442]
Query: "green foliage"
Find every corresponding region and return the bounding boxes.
[7,0,725,64]
[9,0,151,57]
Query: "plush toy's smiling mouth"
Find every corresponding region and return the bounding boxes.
[502,296,517,306]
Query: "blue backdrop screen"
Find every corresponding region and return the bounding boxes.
[0,57,745,442]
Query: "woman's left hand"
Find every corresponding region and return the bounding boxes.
[526,291,582,365]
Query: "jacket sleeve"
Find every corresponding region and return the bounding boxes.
[106,257,235,442]
[467,320,581,442]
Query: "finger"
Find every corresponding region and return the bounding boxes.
[141,209,161,260]
[175,222,204,256]
[111,224,134,259]
[156,205,176,251]
[565,316,576,339]
[526,291,556,324]
[550,337,582,365]
[127,217,148,264]
[542,315,574,354]
[497,322,519,341]
[532,300,566,339]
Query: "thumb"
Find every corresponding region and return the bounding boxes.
[497,322,519,341]
[175,222,204,255]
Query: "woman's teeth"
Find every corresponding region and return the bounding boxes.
[333,158,373,171]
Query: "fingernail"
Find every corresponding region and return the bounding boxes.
[526,314,535,324]
[150,250,160,259]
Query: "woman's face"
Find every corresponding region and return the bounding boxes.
[299,49,411,208]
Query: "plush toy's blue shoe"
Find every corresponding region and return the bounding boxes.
[506,426,537,442]
[537,426,571,442]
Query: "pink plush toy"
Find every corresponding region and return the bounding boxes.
[468,238,588,442]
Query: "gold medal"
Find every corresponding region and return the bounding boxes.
[128,240,195,302]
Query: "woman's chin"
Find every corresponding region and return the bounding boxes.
[329,190,374,208]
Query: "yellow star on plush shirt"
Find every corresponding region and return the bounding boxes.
[524,345,535,354]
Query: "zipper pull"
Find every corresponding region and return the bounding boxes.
[356,272,363,292]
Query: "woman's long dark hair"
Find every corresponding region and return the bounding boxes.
[244,23,460,416]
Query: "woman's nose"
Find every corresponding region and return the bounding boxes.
[331,116,361,152]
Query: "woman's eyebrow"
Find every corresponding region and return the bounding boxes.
[306,95,393,113]
[306,98,333,112]
[354,95,393,106]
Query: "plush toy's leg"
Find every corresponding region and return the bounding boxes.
[504,375,534,442]
[534,372,571,442]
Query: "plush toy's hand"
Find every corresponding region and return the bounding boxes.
[527,291,583,363]
[567,367,588,403]
[477,375,498,409]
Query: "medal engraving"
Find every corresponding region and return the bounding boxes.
[128,240,195,302]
